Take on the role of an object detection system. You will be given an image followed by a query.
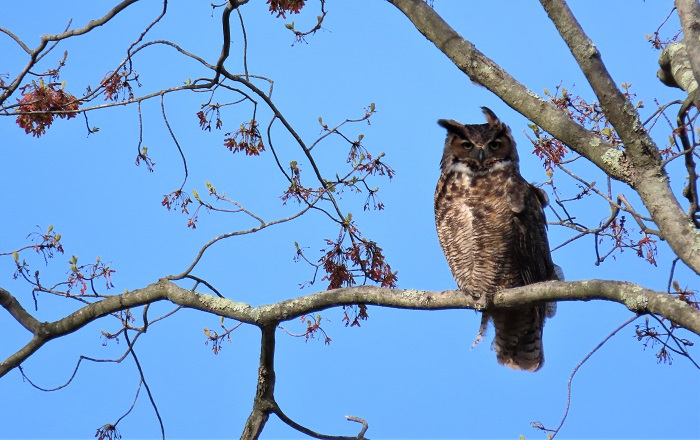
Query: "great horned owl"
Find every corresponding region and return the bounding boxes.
[434,107,558,372]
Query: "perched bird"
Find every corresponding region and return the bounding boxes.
[434,107,558,372]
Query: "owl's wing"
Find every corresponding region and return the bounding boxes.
[507,177,554,285]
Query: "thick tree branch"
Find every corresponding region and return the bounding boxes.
[676,0,700,91]
[387,0,700,275]
[539,0,700,275]
[385,0,625,182]
[3,279,699,378]
[658,42,698,93]
[540,0,661,167]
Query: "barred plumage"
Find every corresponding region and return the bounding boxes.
[434,107,558,372]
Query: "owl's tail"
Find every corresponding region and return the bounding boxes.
[489,305,546,372]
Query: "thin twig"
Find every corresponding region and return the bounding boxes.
[546,315,639,439]
[273,404,368,440]
[236,8,249,80]
[167,203,314,279]
[123,330,165,440]
[185,274,224,297]
[114,379,143,426]
[160,93,188,189]
[649,314,700,369]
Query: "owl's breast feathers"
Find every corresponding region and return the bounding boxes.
[434,165,554,296]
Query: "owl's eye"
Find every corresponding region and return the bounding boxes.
[488,139,501,150]
[461,140,474,150]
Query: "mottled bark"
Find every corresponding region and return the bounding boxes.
[676,0,700,91]
[658,42,699,93]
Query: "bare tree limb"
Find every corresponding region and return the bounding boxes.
[0,27,31,53]
[3,278,699,379]
[240,324,276,440]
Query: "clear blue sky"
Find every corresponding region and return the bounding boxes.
[1,1,698,439]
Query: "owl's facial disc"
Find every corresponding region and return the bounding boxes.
[453,132,508,171]
[439,115,519,175]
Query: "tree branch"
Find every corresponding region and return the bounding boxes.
[0,287,40,333]
[123,330,165,440]
[676,0,700,92]
[3,278,699,378]
[273,404,367,440]
[539,0,700,275]
[385,0,623,181]
[0,0,140,106]
[387,0,700,275]
[240,323,277,440]
[540,0,661,167]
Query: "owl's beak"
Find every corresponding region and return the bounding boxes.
[477,149,485,164]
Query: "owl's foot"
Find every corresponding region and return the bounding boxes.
[464,289,481,300]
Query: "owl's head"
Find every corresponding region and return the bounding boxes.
[438,107,519,174]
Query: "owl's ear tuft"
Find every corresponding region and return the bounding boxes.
[437,119,463,134]
[481,107,501,127]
